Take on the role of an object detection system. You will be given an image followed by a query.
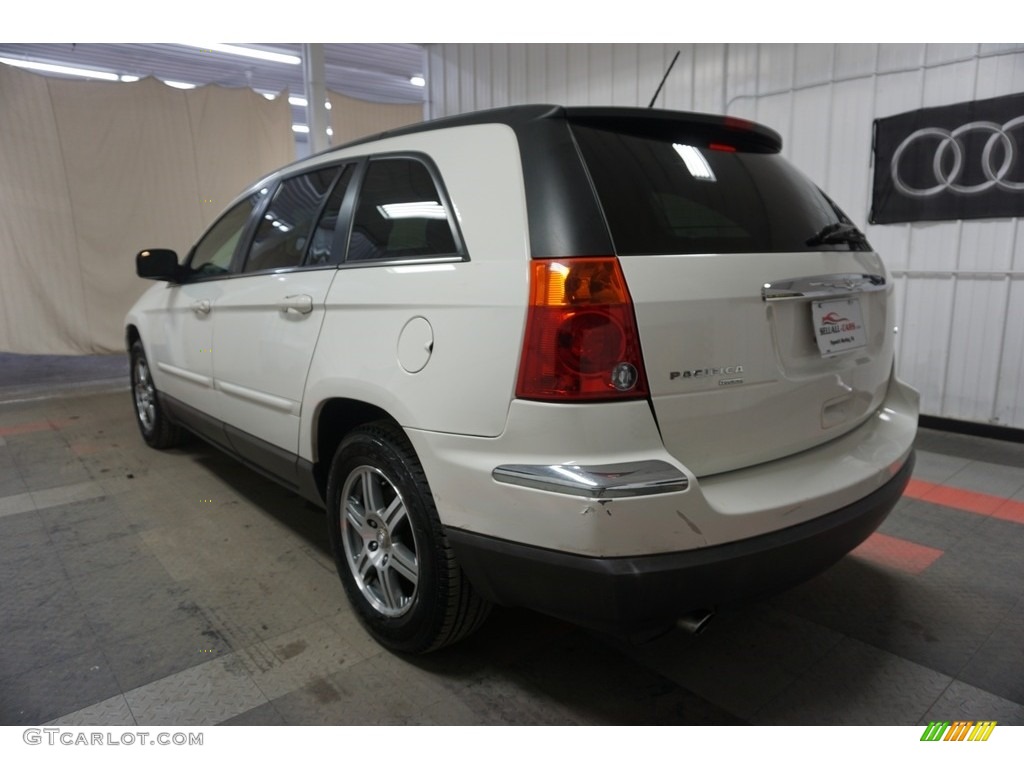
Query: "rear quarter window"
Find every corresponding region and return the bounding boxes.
[346,157,461,263]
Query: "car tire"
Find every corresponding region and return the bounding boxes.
[326,421,491,653]
[130,340,183,449]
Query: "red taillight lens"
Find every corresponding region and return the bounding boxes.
[516,257,649,401]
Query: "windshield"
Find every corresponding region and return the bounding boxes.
[571,123,869,255]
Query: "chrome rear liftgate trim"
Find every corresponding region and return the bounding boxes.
[761,273,886,302]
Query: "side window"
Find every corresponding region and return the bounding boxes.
[243,167,339,273]
[347,158,459,263]
[306,165,355,267]
[189,192,265,276]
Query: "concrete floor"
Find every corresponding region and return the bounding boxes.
[1,361,1023,725]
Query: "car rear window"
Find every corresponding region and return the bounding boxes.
[570,122,865,255]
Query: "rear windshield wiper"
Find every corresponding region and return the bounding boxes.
[806,222,868,248]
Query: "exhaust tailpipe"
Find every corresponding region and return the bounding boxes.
[676,609,715,635]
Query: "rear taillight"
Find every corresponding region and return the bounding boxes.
[516,257,649,401]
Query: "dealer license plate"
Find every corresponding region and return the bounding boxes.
[811,298,867,357]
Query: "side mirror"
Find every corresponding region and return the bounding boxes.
[136,249,182,282]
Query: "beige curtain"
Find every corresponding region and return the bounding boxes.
[0,66,293,354]
[328,91,423,144]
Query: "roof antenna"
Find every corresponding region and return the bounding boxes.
[648,50,681,109]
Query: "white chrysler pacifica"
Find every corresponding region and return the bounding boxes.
[125,105,919,652]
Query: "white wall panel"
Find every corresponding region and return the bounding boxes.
[566,44,590,105]
[424,43,1024,428]
[757,44,796,94]
[754,93,793,153]
[471,44,492,111]
[975,51,1024,98]
[907,222,961,273]
[508,45,528,105]
[826,78,875,219]
[1015,222,1024,271]
[725,43,759,107]
[877,44,926,73]
[692,44,726,113]
[898,277,957,415]
[611,45,640,106]
[943,279,1011,422]
[873,69,925,118]
[637,45,666,108]
[834,44,877,80]
[661,45,695,111]
[922,59,978,107]
[789,85,831,186]
[525,45,548,104]
[585,43,614,106]
[868,226,913,273]
[489,45,510,109]
[925,44,979,67]
[995,280,1024,426]
[795,44,834,88]
[959,222,1017,272]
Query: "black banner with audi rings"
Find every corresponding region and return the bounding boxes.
[870,91,1024,224]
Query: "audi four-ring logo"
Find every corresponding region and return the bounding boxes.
[890,117,1024,197]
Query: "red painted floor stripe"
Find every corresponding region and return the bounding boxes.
[904,478,1024,525]
[0,419,67,437]
[850,532,944,574]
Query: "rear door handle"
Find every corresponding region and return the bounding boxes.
[191,299,211,315]
[278,294,313,315]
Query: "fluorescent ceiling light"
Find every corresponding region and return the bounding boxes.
[120,75,140,83]
[293,125,334,137]
[673,144,716,182]
[0,56,119,81]
[163,80,197,90]
[410,75,425,87]
[289,96,332,110]
[184,44,300,66]
[377,202,447,220]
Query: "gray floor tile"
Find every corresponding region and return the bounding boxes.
[104,611,235,692]
[3,581,102,677]
[772,549,1018,679]
[0,508,50,558]
[915,428,1024,470]
[911,447,973,484]
[878,498,987,552]
[0,491,35,517]
[957,599,1024,706]
[611,604,844,720]
[218,701,288,725]
[947,461,1024,499]
[0,476,29,500]
[124,654,268,726]
[921,679,1024,726]
[2,388,1022,727]
[752,637,952,725]
[232,619,366,701]
[44,694,138,726]
[0,647,120,726]
[31,481,106,510]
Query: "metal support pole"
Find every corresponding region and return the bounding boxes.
[302,43,330,153]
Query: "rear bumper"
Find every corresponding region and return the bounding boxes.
[447,450,914,634]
